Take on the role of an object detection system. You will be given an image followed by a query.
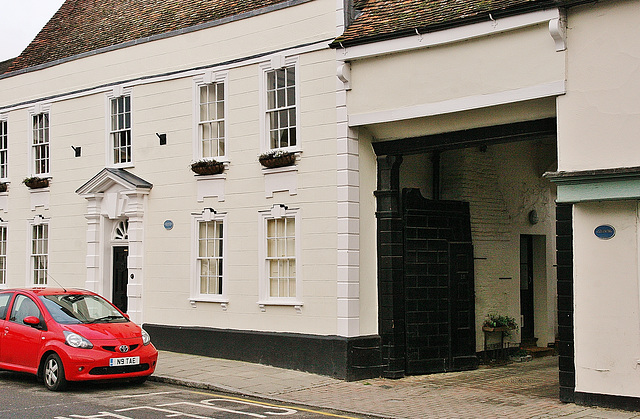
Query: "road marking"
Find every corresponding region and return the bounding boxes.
[116,391,182,398]
[187,391,361,418]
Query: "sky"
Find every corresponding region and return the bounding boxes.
[0,0,66,62]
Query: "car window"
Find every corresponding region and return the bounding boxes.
[9,295,42,325]
[40,294,127,324]
[0,293,11,320]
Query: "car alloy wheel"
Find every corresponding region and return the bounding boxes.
[44,353,67,391]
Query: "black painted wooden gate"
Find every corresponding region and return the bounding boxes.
[402,188,478,374]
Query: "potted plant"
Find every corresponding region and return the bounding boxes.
[258,150,296,169]
[190,159,225,175]
[482,314,518,335]
[0,182,7,193]
[23,176,49,189]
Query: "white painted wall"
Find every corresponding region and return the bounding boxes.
[557,0,640,172]
[573,200,640,397]
[558,0,640,397]
[0,0,349,337]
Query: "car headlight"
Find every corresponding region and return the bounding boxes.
[64,331,93,349]
[141,328,151,346]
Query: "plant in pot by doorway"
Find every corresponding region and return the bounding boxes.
[258,150,296,169]
[23,176,49,189]
[190,159,225,175]
[482,313,518,336]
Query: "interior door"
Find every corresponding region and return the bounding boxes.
[112,246,129,313]
[520,235,535,343]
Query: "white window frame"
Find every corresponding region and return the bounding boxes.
[0,222,7,287]
[28,216,49,286]
[0,115,7,181]
[258,204,302,308]
[259,56,301,154]
[190,208,228,305]
[28,104,51,177]
[193,71,228,162]
[105,87,133,168]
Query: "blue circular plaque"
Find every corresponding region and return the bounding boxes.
[163,220,174,230]
[594,225,615,240]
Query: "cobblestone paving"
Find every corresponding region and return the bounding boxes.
[275,357,640,419]
[154,352,640,419]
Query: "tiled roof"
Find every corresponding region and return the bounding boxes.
[4,0,296,74]
[333,0,564,47]
[0,58,15,75]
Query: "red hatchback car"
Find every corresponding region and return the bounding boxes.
[0,288,158,391]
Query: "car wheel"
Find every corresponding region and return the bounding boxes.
[43,353,67,391]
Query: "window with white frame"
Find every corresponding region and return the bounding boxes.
[261,57,299,152]
[259,205,301,305]
[31,222,48,285]
[0,224,6,285]
[191,209,226,303]
[0,118,7,179]
[198,81,225,159]
[32,113,49,175]
[110,94,132,165]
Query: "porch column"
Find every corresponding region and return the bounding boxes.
[84,193,104,294]
[123,190,149,324]
[375,155,405,378]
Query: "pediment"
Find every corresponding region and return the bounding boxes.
[76,168,152,195]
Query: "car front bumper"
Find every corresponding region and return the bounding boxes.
[58,343,158,382]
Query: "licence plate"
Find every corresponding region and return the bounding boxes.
[109,356,140,367]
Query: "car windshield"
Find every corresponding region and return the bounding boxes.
[39,294,128,325]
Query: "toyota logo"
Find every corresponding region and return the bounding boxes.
[118,345,130,353]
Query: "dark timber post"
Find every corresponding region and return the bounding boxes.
[375,155,405,378]
[556,203,575,402]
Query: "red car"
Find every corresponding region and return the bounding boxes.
[0,288,158,391]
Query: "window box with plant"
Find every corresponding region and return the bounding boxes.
[0,182,7,193]
[482,314,518,335]
[258,150,296,169]
[190,159,225,175]
[23,176,49,189]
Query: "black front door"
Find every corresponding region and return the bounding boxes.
[112,246,128,313]
[403,188,477,374]
[520,235,535,343]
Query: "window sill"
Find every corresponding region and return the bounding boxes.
[189,297,229,310]
[258,300,303,314]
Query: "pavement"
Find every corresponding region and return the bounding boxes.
[151,351,640,419]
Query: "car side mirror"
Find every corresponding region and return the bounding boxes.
[122,313,130,320]
[23,316,41,327]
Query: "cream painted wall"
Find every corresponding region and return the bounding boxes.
[357,130,378,336]
[347,24,563,121]
[137,49,341,334]
[573,200,640,397]
[0,0,345,336]
[557,0,640,172]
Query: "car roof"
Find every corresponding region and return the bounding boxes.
[0,288,95,296]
